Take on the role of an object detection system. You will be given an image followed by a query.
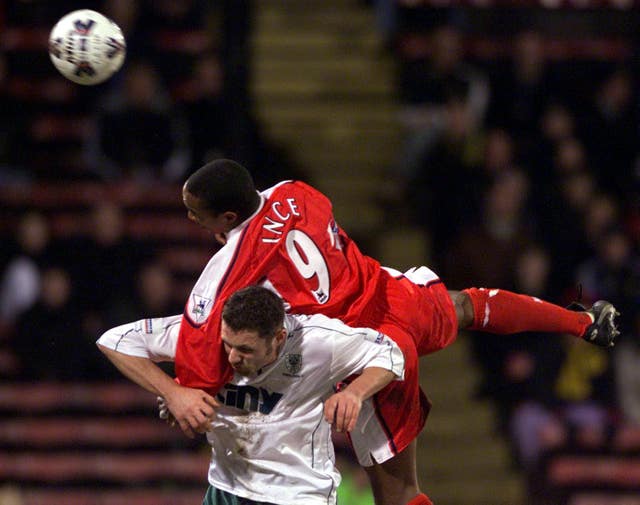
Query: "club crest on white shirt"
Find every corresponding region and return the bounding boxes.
[284,353,302,376]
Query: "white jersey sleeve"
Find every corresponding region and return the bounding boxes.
[96,315,182,362]
[322,316,404,382]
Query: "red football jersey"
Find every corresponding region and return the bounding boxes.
[175,181,386,393]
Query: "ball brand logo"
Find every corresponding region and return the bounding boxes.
[106,37,125,59]
[73,19,96,35]
[74,61,96,77]
[49,38,63,58]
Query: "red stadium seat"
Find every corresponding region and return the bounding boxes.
[0,417,186,448]
[613,425,640,452]
[396,34,633,62]
[547,455,640,488]
[0,451,209,483]
[21,488,206,505]
[568,493,640,505]
[0,383,156,413]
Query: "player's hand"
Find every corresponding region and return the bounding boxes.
[158,396,176,425]
[324,389,362,433]
[162,386,220,438]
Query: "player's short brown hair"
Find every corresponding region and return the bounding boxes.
[222,286,285,339]
[185,159,259,220]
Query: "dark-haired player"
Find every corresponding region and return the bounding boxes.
[99,285,405,505]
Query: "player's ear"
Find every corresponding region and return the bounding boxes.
[275,328,287,345]
[221,211,239,228]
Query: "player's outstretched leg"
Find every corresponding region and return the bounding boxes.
[451,288,620,348]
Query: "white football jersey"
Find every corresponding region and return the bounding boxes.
[97,312,404,505]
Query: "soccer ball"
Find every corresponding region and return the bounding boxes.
[48,9,126,85]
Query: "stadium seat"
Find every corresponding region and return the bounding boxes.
[20,487,206,505]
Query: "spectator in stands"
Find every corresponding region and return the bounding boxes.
[582,194,620,251]
[179,52,303,190]
[526,102,577,199]
[576,226,639,340]
[509,229,629,471]
[179,53,231,174]
[486,246,566,447]
[86,60,190,182]
[12,266,92,380]
[487,30,559,161]
[0,212,62,328]
[553,137,590,178]
[0,212,57,377]
[445,169,534,289]
[406,79,487,267]
[480,127,518,179]
[135,0,215,86]
[63,201,154,338]
[510,335,615,471]
[0,52,29,183]
[615,320,640,427]
[371,0,397,51]
[537,170,595,294]
[396,23,489,179]
[509,345,570,472]
[444,171,538,409]
[107,260,183,325]
[578,66,639,201]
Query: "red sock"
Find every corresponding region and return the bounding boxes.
[406,494,433,505]
[463,287,592,337]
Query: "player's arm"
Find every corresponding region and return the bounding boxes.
[96,317,218,438]
[321,320,405,433]
[324,366,397,433]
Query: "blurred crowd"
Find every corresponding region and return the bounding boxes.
[0,202,185,381]
[0,0,639,501]
[0,0,308,384]
[0,0,300,188]
[0,0,302,379]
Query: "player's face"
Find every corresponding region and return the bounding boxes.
[182,186,236,234]
[221,321,286,377]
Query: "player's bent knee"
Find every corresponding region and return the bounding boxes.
[450,290,475,329]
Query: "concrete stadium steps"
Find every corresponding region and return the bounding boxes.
[419,338,525,505]
[266,120,400,139]
[252,0,397,236]
[423,478,524,505]
[256,2,378,33]
[258,101,398,135]
[0,487,206,505]
[253,78,390,98]
[254,60,394,97]
[274,130,402,158]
